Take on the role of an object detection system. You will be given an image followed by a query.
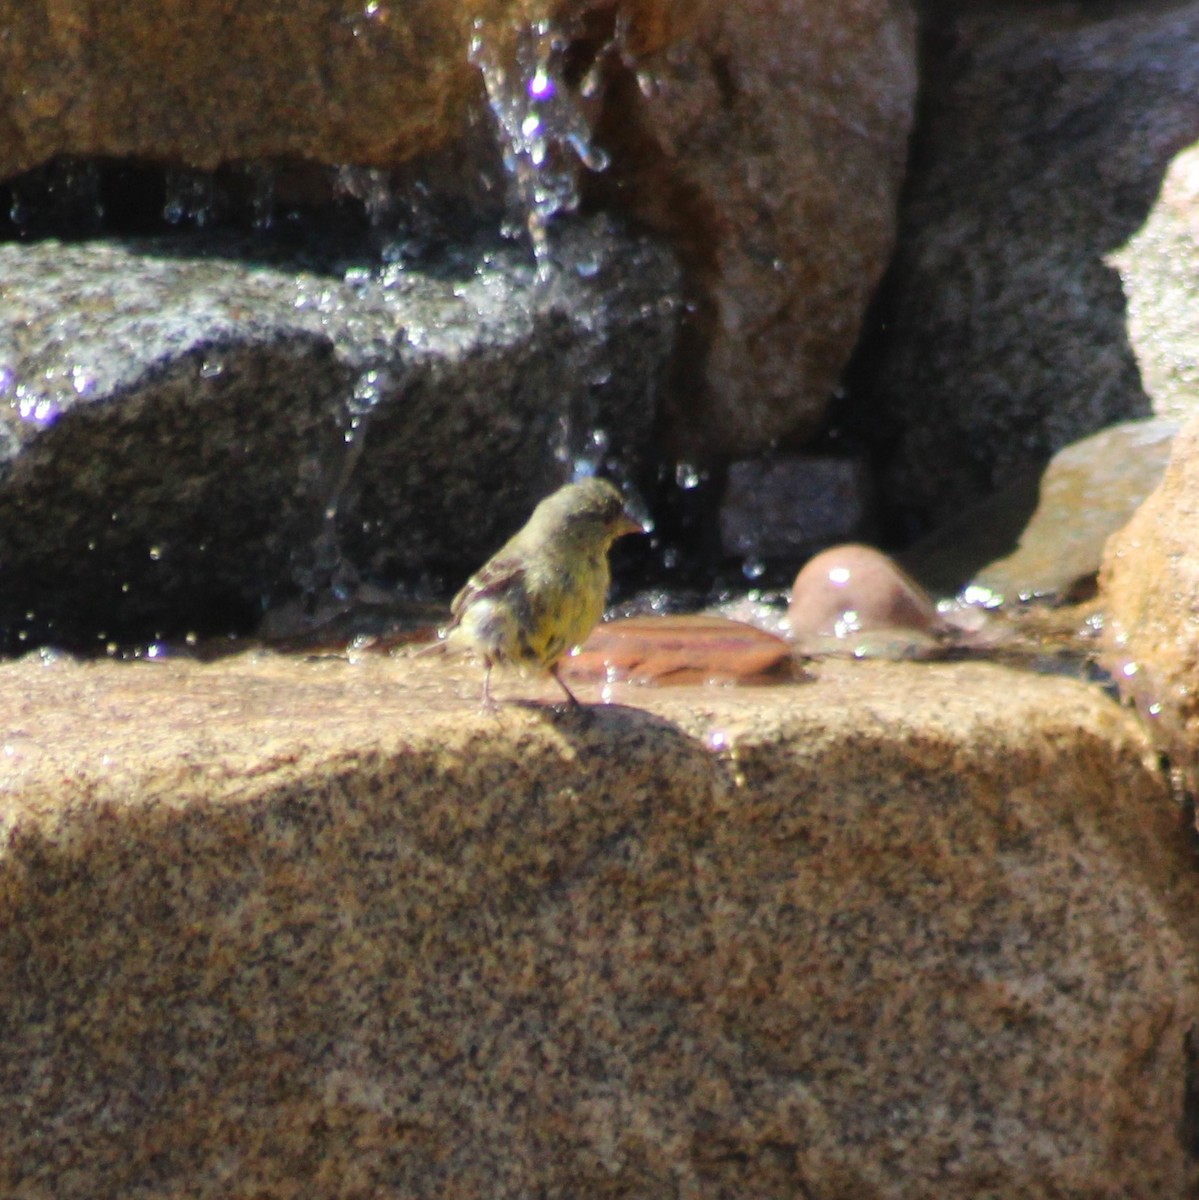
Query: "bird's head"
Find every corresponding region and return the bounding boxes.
[534,477,645,549]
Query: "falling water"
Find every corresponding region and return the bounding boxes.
[469,15,612,280]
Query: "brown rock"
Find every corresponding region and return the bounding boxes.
[565,614,798,685]
[592,0,918,457]
[904,418,1179,603]
[0,650,1196,1197]
[1101,413,1199,788]
[0,0,519,174]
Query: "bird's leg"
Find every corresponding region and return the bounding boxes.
[481,658,498,711]
[549,662,582,708]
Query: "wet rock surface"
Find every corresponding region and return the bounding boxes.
[0,221,678,648]
[0,652,1195,1198]
[0,0,917,468]
[853,1,1199,528]
[788,543,949,658]
[1101,414,1199,790]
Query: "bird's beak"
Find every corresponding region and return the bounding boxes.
[615,512,646,539]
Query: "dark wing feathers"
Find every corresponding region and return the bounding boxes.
[448,554,529,626]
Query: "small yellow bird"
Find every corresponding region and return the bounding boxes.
[443,477,644,707]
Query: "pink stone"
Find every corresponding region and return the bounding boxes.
[789,544,944,639]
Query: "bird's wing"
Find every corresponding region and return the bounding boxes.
[448,553,529,627]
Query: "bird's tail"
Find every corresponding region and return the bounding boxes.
[409,631,449,658]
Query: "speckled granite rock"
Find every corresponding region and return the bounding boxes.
[1109,140,1199,423]
[0,0,547,177]
[1,651,1195,1198]
[1101,414,1199,790]
[853,1,1199,528]
[0,220,677,648]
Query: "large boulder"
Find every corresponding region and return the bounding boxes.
[0,651,1195,1197]
[0,221,679,647]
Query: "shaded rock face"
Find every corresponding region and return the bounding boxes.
[1101,414,1199,790]
[0,223,679,648]
[852,2,1199,530]
[0,653,1196,1198]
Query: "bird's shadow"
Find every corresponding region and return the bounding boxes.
[502,695,692,743]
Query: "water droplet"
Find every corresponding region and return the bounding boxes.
[960,584,1002,609]
[675,463,704,490]
[833,611,862,638]
[148,546,162,561]
[70,365,96,396]
[470,14,610,276]
[742,557,766,581]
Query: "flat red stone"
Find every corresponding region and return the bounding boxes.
[564,615,799,686]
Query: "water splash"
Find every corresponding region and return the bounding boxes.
[335,166,395,228]
[469,15,611,279]
[242,162,277,232]
[163,169,215,227]
[9,158,104,236]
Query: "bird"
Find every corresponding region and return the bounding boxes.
[441,476,644,707]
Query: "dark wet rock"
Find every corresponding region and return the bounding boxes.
[566,614,799,686]
[718,455,875,564]
[788,542,950,658]
[903,418,1179,604]
[0,221,679,648]
[0,0,915,468]
[851,2,1199,528]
